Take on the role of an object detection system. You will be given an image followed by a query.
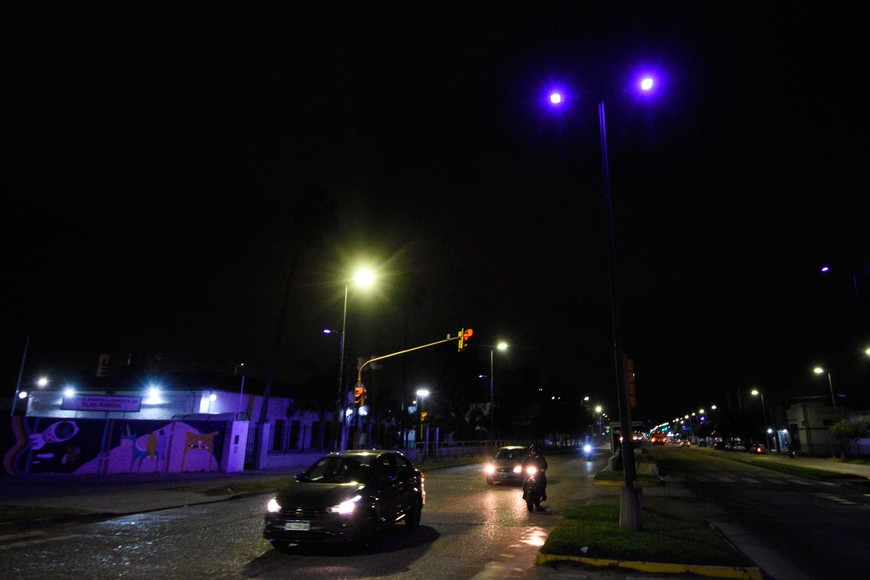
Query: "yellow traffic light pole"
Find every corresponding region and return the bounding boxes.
[351,329,471,449]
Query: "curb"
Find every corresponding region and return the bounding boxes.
[535,552,764,579]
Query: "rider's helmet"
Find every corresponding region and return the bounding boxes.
[528,444,539,456]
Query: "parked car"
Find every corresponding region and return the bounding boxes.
[484,445,527,485]
[263,449,425,551]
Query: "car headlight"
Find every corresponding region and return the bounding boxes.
[329,494,362,515]
[267,497,281,513]
[512,465,522,474]
[484,464,496,475]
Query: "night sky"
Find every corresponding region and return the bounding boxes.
[4,3,868,426]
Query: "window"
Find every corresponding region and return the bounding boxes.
[272,419,286,451]
[289,420,301,450]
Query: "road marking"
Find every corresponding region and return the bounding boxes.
[815,493,857,506]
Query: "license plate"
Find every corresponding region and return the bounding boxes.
[283,520,310,531]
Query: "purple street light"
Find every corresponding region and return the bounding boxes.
[544,70,661,531]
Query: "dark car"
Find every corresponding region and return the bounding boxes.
[263,449,425,551]
[484,445,527,485]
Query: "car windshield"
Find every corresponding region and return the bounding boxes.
[495,448,520,460]
[302,456,372,483]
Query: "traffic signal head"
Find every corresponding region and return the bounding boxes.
[353,385,366,408]
[457,327,473,352]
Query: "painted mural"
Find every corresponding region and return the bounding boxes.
[1,416,227,476]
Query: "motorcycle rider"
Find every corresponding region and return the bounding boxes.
[521,444,548,502]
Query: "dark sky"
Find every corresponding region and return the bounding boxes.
[4,3,868,425]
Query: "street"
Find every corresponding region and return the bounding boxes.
[651,445,870,580]
[0,452,600,579]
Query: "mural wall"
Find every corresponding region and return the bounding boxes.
[1,415,228,476]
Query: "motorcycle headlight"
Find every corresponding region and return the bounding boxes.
[525,465,537,476]
[583,444,592,453]
[329,494,362,515]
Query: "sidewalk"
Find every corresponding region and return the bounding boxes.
[0,458,314,519]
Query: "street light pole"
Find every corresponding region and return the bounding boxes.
[825,371,835,421]
[10,335,29,417]
[234,362,246,420]
[547,74,657,531]
[813,366,837,422]
[333,283,350,451]
[487,341,509,442]
[751,389,767,448]
[489,348,494,440]
[599,98,641,530]
[328,268,377,452]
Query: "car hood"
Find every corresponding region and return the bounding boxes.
[275,480,366,507]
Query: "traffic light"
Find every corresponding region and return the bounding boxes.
[457,327,473,352]
[624,355,636,408]
[353,385,366,408]
[421,411,429,423]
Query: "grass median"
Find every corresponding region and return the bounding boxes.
[540,498,753,568]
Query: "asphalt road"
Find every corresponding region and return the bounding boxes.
[652,446,870,580]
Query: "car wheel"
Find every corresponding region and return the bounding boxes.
[486,476,494,485]
[353,509,376,551]
[405,498,422,529]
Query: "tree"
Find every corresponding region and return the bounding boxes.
[258,187,338,425]
[830,417,870,456]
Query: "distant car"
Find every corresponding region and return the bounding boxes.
[484,445,527,485]
[650,433,666,445]
[263,449,425,551]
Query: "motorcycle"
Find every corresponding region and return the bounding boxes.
[522,465,545,512]
[582,443,593,461]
